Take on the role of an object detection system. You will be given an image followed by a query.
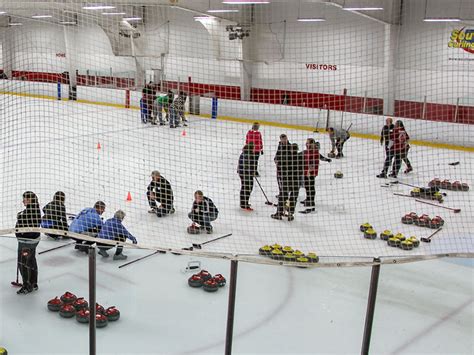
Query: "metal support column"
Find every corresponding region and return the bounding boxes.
[225,260,239,355]
[89,246,97,355]
[361,258,381,355]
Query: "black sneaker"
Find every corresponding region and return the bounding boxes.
[33,284,39,291]
[206,227,213,234]
[287,214,295,221]
[17,286,33,295]
[271,213,283,220]
[376,173,387,178]
[388,173,397,178]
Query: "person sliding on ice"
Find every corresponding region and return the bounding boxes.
[147,170,175,217]
[41,191,68,240]
[70,201,106,253]
[15,191,41,294]
[188,190,218,234]
[301,139,331,209]
[272,143,301,221]
[97,210,137,260]
[327,127,350,158]
[237,143,258,211]
[274,134,291,198]
[245,122,263,176]
[390,120,412,178]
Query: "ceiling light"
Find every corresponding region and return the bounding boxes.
[423,18,461,22]
[102,12,126,15]
[0,11,7,15]
[343,7,383,11]
[60,21,77,25]
[9,22,22,26]
[122,17,142,21]
[297,17,326,22]
[194,15,215,21]
[82,5,116,10]
[32,15,53,18]
[222,1,270,4]
[207,9,239,13]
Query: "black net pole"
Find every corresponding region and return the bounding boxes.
[88,246,97,355]
[225,260,239,355]
[361,259,381,355]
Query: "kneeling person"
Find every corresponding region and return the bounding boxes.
[188,190,218,234]
[147,171,175,217]
[41,191,68,240]
[70,201,106,252]
[98,210,137,260]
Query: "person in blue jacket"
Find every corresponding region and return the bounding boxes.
[97,210,137,260]
[70,201,106,253]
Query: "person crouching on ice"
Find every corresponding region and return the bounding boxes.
[147,170,175,217]
[41,191,68,240]
[188,190,218,234]
[97,210,137,260]
[70,201,106,253]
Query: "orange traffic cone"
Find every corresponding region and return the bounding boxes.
[97,142,101,150]
[181,130,186,137]
[126,192,132,202]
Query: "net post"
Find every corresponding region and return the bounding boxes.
[361,258,381,355]
[225,260,238,355]
[88,245,97,355]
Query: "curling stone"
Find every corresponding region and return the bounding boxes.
[394,233,405,241]
[0,347,7,355]
[73,297,88,311]
[187,224,201,235]
[306,252,319,263]
[96,314,108,328]
[198,270,212,282]
[105,306,121,321]
[461,182,470,191]
[213,274,226,287]
[95,303,105,315]
[360,223,372,232]
[364,228,377,240]
[441,179,452,190]
[417,215,431,228]
[188,274,204,288]
[295,257,310,268]
[428,178,441,187]
[270,243,282,250]
[328,152,336,158]
[408,236,420,247]
[410,188,421,197]
[293,250,305,259]
[259,245,273,256]
[47,297,63,312]
[451,181,462,191]
[429,216,444,229]
[59,304,76,318]
[203,279,219,293]
[380,230,393,241]
[388,237,401,247]
[400,240,414,250]
[60,291,77,304]
[334,171,343,179]
[271,249,284,260]
[283,253,297,263]
[282,246,294,254]
[76,308,90,323]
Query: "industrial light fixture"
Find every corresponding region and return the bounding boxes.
[60,21,77,25]
[0,11,7,15]
[342,7,383,10]
[82,5,116,10]
[207,9,239,13]
[102,12,126,15]
[297,18,326,22]
[222,1,270,4]
[423,18,461,22]
[9,22,22,26]
[194,15,215,21]
[32,15,53,18]
[122,17,142,21]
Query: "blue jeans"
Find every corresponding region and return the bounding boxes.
[188,212,217,228]
[157,102,164,123]
[169,107,179,127]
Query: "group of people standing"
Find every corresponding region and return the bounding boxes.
[377,117,413,178]
[140,83,188,128]
[238,123,333,221]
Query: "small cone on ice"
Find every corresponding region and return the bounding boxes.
[97,142,101,150]
[181,130,186,137]
[126,192,132,202]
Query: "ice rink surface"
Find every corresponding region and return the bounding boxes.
[0,96,473,353]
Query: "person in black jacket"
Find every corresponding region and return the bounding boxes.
[237,143,258,210]
[188,190,218,234]
[272,143,301,221]
[377,117,395,178]
[41,191,68,240]
[147,170,175,217]
[15,191,42,294]
[274,134,291,197]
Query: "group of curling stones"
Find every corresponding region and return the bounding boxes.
[188,270,227,293]
[360,223,420,251]
[401,212,444,229]
[259,244,319,265]
[429,178,469,191]
[47,291,120,328]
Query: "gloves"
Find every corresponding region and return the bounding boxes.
[130,237,138,244]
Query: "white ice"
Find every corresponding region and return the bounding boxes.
[0,95,473,354]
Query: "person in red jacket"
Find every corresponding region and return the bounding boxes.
[301,138,331,208]
[390,120,412,178]
[245,122,263,175]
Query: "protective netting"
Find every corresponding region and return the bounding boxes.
[0,0,473,266]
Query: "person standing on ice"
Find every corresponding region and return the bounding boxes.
[301,139,331,209]
[146,170,175,217]
[41,191,68,240]
[188,191,218,234]
[70,201,106,253]
[390,120,413,177]
[245,122,263,176]
[97,210,137,260]
[15,191,41,294]
[327,127,350,158]
[274,134,291,197]
[237,143,258,211]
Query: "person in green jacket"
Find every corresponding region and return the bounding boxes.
[155,91,174,125]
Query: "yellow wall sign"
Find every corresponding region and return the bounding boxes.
[448,28,474,54]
